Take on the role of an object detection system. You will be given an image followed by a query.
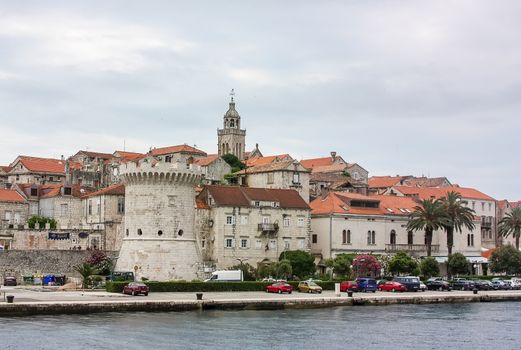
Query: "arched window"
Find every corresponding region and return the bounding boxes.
[372,231,376,244]
[342,230,347,244]
[407,231,413,245]
[390,230,396,245]
[347,230,351,244]
[367,231,371,245]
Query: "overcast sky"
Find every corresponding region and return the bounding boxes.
[0,1,519,200]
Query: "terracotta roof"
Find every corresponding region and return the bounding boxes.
[14,156,65,174]
[0,189,25,203]
[404,177,451,188]
[235,160,309,175]
[113,151,145,161]
[300,156,345,170]
[0,166,12,173]
[245,154,292,167]
[38,184,86,199]
[391,186,496,201]
[84,183,125,198]
[78,150,113,160]
[310,191,417,216]
[151,145,207,157]
[193,154,219,167]
[310,163,349,174]
[201,185,310,210]
[368,176,408,188]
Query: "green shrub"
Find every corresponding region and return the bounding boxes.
[106,280,337,293]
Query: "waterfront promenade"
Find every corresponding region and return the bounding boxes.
[1,286,521,316]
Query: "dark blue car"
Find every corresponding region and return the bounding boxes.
[355,277,377,293]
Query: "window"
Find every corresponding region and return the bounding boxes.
[118,197,125,214]
[267,173,274,184]
[269,240,277,249]
[342,230,347,244]
[481,202,485,211]
[255,239,262,250]
[178,229,184,236]
[241,239,248,248]
[297,217,305,227]
[137,229,143,236]
[225,238,234,248]
[293,173,300,184]
[30,188,38,196]
[298,239,306,249]
[14,212,20,224]
[472,201,475,209]
[284,240,290,250]
[390,230,396,245]
[88,200,92,215]
[63,187,72,195]
[283,217,290,227]
[407,231,413,245]
[312,234,318,244]
[367,231,376,245]
[97,201,101,214]
[126,229,129,237]
[165,155,172,163]
[226,215,235,225]
[488,202,492,211]
[241,215,248,225]
[467,234,474,247]
[60,203,68,216]
[5,211,11,223]
[201,239,206,248]
[262,216,270,224]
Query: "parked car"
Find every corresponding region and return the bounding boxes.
[378,281,407,292]
[419,281,427,292]
[426,279,451,291]
[393,276,420,292]
[509,278,521,290]
[123,282,150,296]
[451,279,475,291]
[266,282,293,294]
[297,281,322,294]
[491,280,510,290]
[3,276,17,286]
[340,280,359,292]
[473,280,492,290]
[355,277,377,293]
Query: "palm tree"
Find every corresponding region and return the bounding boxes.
[407,199,450,257]
[74,263,99,289]
[439,191,476,256]
[498,207,521,249]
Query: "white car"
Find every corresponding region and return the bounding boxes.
[509,278,521,290]
[419,281,427,292]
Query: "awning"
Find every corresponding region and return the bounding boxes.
[434,256,488,264]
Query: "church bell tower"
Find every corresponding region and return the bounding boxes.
[217,89,246,159]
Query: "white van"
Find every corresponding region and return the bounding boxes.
[204,270,243,282]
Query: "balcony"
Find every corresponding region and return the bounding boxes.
[385,244,440,254]
[258,223,279,234]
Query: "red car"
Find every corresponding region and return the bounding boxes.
[340,281,359,292]
[123,282,150,296]
[378,281,407,292]
[265,282,293,294]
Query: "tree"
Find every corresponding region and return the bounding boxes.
[419,257,440,278]
[279,250,316,279]
[489,245,521,275]
[229,263,257,281]
[74,263,99,289]
[388,251,418,276]
[221,154,246,173]
[325,254,354,278]
[447,253,469,276]
[276,260,293,280]
[85,250,112,275]
[352,255,381,278]
[407,199,450,256]
[498,207,521,249]
[27,216,57,230]
[439,191,476,257]
[257,263,277,279]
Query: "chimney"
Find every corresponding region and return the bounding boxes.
[61,155,64,161]
[330,151,336,159]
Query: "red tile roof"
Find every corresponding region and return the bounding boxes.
[0,189,25,203]
[15,156,66,174]
[235,160,309,175]
[368,176,408,188]
[151,145,207,157]
[310,191,418,216]
[392,186,496,201]
[78,150,113,159]
[113,151,145,161]
[245,154,292,167]
[84,183,125,198]
[193,154,219,167]
[201,185,310,210]
[0,166,12,173]
[300,156,345,170]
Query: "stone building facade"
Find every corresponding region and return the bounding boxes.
[193,155,232,184]
[115,161,203,281]
[38,185,84,230]
[217,95,246,159]
[8,156,66,185]
[196,186,311,271]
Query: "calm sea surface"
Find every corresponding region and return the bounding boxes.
[1,302,519,350]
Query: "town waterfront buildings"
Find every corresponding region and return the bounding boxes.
[0,93,517,280]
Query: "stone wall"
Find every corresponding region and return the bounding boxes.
[0,250,118,282]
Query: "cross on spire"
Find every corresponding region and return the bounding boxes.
[230,88,235,102]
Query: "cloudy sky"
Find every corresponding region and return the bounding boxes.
[0,1,519,199]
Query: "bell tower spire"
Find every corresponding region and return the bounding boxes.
[217,89,246,159]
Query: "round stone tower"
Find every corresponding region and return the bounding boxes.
[115,160,202,281]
